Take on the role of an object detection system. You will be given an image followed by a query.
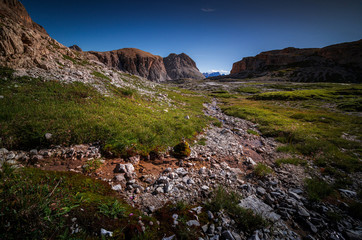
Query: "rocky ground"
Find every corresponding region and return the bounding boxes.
[1,99,361,240]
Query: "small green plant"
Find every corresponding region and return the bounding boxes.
[98,200,126,219]
[305,178,334,201]
[82,159,103,174]
[206,187,267,233]
[247,129,259,136]
[92,71,111,81]
[62,54,77,64]
[212,120,222,127]
[254,163,273,177]
[197,137,207,146]
[173,141,191,158]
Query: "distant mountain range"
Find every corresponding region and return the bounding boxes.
[203,72,226,78]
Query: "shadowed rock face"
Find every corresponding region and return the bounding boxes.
[0,0,47,34]
[230,40,362,82]
[87,48,169,82]
[163,53,205,80]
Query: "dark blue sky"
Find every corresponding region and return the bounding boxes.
[22,0,362,73]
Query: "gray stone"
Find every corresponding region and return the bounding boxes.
[100,228,113,237]
[202,224,208,233]
[30,149,38,155]
[256,187,266,195]
[111,184,122,191]
[339,189,357,198]
[238,195,281,222]
[6,152,16,160]
[207,210,214,220]
[175,167,188,177]
[162,235,175,240]
[45,133,52,140]
[221,230,235,240]
[305,220,318,233]
[114,174,126,182]
[207,224,215,234]
[0,148,9,155]
[201,185,209,191]
[192,206,203,214]
[298,206,310,217]
[345,229,362,240]
[186,220,200,227]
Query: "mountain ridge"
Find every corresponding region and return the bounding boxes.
[230,40,362,82]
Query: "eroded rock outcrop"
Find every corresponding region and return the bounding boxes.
[230,40,362,82]
[163,53,205,80]
[87,48,169,82]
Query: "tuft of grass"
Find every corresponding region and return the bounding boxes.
[235,86,261,94]
[212,120,222,127]
[305,178,334,201]
[98,200,126,219]
[62,55,77,64]
[254,163,273,177]
[82,158,103,174]
[173,141,191,158]
[247,129,259,136]
[197,137,207,146]
[275,157,307,167]
[91,71,111,81]
[206,187,267,233]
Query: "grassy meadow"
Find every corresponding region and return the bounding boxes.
[0,67,210,157]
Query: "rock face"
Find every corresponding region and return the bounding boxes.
[87,48,169,82]
[87,51,205,82]
[230,40,362,82]
[0,0,75,70]
[163,53,205,80]
[0,0,47,34]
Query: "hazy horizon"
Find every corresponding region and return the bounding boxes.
[22,0,362,73]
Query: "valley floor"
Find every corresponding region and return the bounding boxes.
[1,72,361,239]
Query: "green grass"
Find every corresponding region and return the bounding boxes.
[235,86,261,94]
[247,129,259,136]
[222,96,362,173]
[205,187,267,233]
[92,71,111,81]
[275,157,307,167]
[0,165,155,239]
[305,178,334,202]
[0,71,209,157]
[63,55,77,64]
[254,163,273,177]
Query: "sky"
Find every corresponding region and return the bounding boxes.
[22,0,362,73]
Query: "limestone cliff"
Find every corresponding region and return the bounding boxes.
[230,40,362,82]
[163,53,205,80]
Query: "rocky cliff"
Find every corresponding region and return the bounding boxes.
[87,48,169,82]
[163,53,205,80]
[230,40,362,82]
